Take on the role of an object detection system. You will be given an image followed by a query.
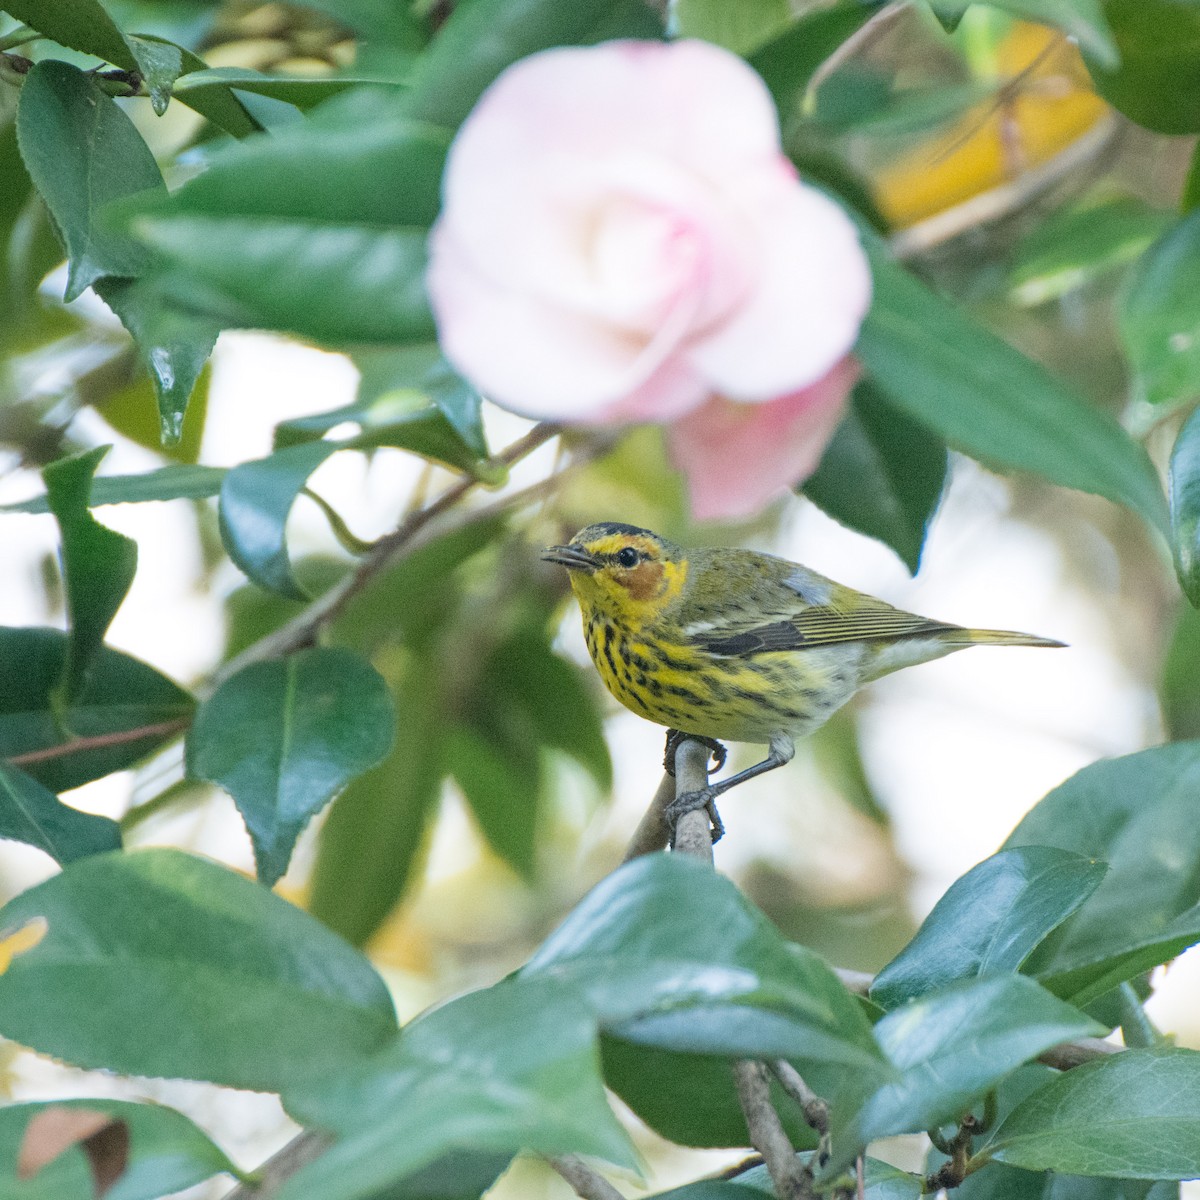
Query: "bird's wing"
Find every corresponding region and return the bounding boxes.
[690,596,957,656]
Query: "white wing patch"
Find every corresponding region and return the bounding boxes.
[783,567,833,607]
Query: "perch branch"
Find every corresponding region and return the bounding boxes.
[548,1154,626,1200]
[221,1131,330,1200]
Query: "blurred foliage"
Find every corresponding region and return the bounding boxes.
[2,1,1200,1198]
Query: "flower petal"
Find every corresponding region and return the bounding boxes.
[668,357,860,520]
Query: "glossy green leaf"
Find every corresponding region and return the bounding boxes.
[0,628,193,793]
[1009,196,1173,308]
[0,848,397,1088]
[803,379,947,573]
[1170,406,1200,605]
[673,0,789,54]
[1120,211,1200,409]
[1162,604,1200,740]
[280,978,636,1200]
[0,763,120,864]
[929,0,1118,67]
[187,648,395,885]
[858,237,1169,537]
[309,659,445,946]
[135,214,435,345]
[173,69,386,112]
[1005,742,1200,1005]
[218,440,340,598]
[15,61,163,302]
[94,276,219,444]
[2,0,137,70]
[871,847,1107,1009]
[522,855,886,1073]
[276,392,489,479]
[43,448,138,705]
[165,94,447,229]
[350,344,488,458]
[401,0,655,129]
[826,976,1101,1175]
[290,0,426,45]
[601,1038,818,1150]
[0,1097,240,1200]
[1,465,226,514]
[749,3,876,118]
[985,1047,1200,1179]
[1086,0,1200,133]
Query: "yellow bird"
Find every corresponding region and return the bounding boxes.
[542,522,1063,841]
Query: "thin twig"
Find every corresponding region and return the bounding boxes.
[732,1061,814,1200]
[221,1131,330,1200]
[809,2,910,94]
[210,422,563,688]
[771,1060,830,1147]
[548,1154,626,1200]
[4,718,191,767]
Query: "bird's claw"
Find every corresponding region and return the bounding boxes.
[662,729,727,777]
[664,786,725,847]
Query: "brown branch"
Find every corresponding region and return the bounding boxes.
[620,773,674,862]
[222,1131,330,1200]
[732,1061,814,1200]
[547,1154,626,1200]
[211,422,564,689]
[5,718,190,768]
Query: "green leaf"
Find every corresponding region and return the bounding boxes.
[1009,195,1173,308]
[187,648,395,886]
[1170,406,1200,605]
[0,1096,241,1200]
[2,0,140,74]
[0,848,397,1088]
[985,1047,1200,1179]
[135,214,435,345]
[218,440,340,599]
[826,975,1102,1175]
[522,855,887,1074]
[280,978,636,1200]
[673,0,790,54]
[1119,210,1200,409]
[1085,0,1200,133]
[124,32,184,115]
[871,846,1106,1009]
[928,0,1118,68]
[0,763,120,864]
[1162,604,1200,740]
[601,1038,819,1150]
[173,68,387,112]
[749,3,877,118]
[1005,742,1200,1005]
[308,658,445,946]
[802,379,947,573]
[858,237,1170,537]
[43,448,138,705]
[0,628,193,793]
[164,94,447,229]
[276,391,490,478]
[93,276,219,444]
[15,61,163,301]
[444,726,538,879]
[401,0,657,129]
[349,343,488,459]
[1184,143,1200,215]
[1,465,226,514]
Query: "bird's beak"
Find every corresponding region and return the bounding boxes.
[541,544,599,573]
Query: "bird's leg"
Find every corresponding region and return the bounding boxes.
[665,733,795,847]
[662,729,728,777]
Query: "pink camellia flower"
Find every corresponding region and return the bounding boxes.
[426,38,872,518]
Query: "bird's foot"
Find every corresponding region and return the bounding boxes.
[664,786,725,846]
[662,729,727,777]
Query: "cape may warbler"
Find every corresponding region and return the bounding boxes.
[543,522,1063,841]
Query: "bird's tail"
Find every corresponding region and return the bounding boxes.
[949,627,1066,649]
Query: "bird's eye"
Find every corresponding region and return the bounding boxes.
[616,547,640,568]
